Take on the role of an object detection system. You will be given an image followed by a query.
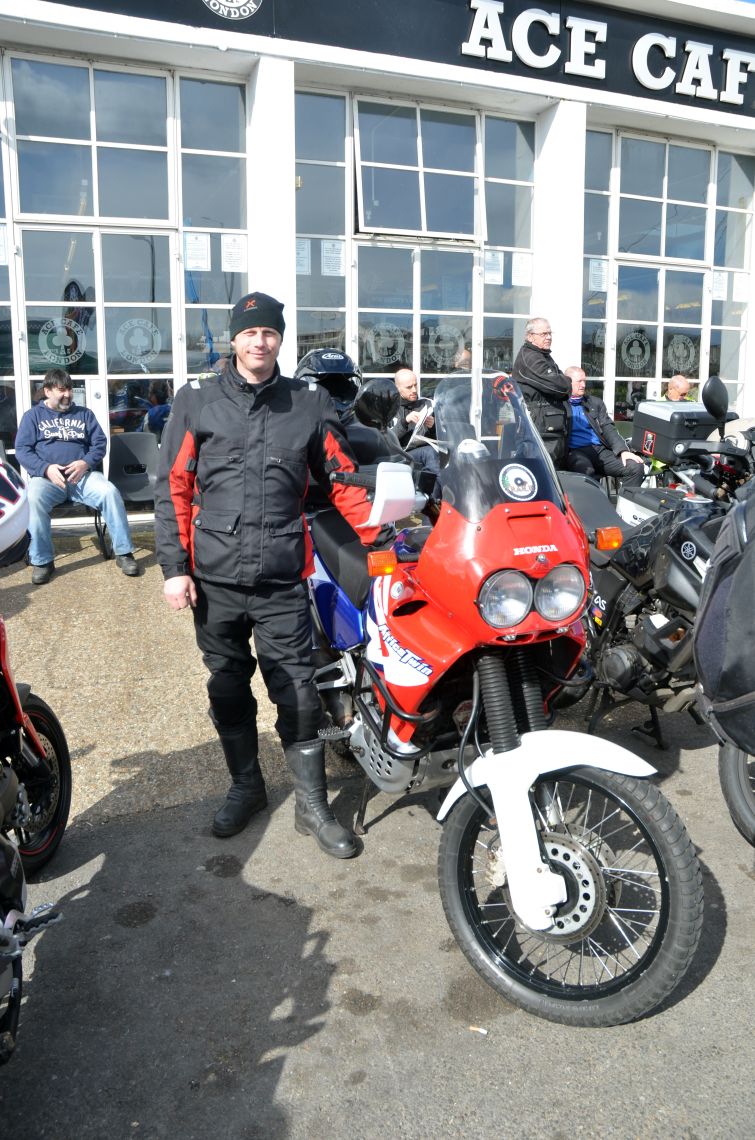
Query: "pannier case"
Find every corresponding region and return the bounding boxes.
[631,401,736,464]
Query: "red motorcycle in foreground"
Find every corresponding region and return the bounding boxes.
[309,378,703,1026]
[0,459,70,1062]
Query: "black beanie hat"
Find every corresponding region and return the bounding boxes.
[230,291,285,340]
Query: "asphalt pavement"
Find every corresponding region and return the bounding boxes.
[0,528,753,1139]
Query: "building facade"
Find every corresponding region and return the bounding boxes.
[0,0,754,452]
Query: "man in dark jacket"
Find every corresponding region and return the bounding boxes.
[15,367,139,584]
[510,317,571,464]
[565,366,644,487]
[155,291,381,858]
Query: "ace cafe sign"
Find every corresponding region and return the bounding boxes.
[462,0,755,107]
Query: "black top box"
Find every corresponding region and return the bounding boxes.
[631,401,737,465]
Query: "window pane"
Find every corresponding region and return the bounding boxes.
[296,93,345,162]
[421,109,475,173]
[105,306,172,375]
[296,240,346,307]
[182,155,245,228]
[184,233,246,306]
[709,327,743,382]
[583,261,607,320]
[618,198,662,256]
[23,231,96,301]
[711,273,748,327]
[358,103,417,166]
[581,321,606,378]
[717,152,755,209]
[715,210,749,269]
[620,138,664,197]
[296,163,344,235]
[421,251,473,311]
[297,311,345,360]
[584,194,609,255]
[616,324,656,378]
[98,149,169,219]
[667,145,709,204]
[95,71,166,145]
[109,377,173,436]
[585,131,612,192]
[486,182,531,246]
[0,378,17,446]
[425,174,474,234]
[664,271,704,324]
[359,313,413,371]
[420,317,472,373]
[664,203,706,260]
[361,168,420,230]
[0,310,13,375]
[358,247,412,309]
[185,307,231,372]
[485,119,534,182]
[27,306,98,375]
[617,266,658,321]
[663,327,700,378]
[18,143,92,215]
[180,80,245,153]
[0,264,9,304]
[614,380,646,420]
[0,149,5,217]
[103,235,171,303]
[483,253,531,315]
[483,315,522,373]
[13,59,90,140]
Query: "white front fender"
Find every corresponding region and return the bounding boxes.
[437,730,656,932]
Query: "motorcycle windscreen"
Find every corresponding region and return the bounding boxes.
[432,376,564,522]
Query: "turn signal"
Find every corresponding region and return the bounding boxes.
[367,550,397,576]
[595,526,623,550]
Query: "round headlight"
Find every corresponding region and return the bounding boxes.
[478,570,533,629]
[534,564,586,623]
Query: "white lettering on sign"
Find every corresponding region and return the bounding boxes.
[461,3,755,108]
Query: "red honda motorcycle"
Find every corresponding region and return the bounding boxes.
[309,377,703,1026]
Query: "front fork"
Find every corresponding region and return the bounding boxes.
[437,653,655,931]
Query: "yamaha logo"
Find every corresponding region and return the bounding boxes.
[200,0,264,20]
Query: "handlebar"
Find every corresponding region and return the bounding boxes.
[330,470,377,489]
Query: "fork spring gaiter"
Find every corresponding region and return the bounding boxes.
[511,649,548,732]
[476,652,520,753]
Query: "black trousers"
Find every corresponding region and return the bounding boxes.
[192,578,321,746]
[566,444,644,487]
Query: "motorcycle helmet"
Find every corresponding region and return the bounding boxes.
[0,460,29,568]
[294,349,362,418]
[353,378,401,431]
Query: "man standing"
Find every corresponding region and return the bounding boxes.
[14,368,140,584]
[565,367,645,487]
[511,318,571,464]
[155,292,381,857]
[665,374,692,401]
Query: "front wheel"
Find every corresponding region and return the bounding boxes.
[438,768,703,1027]
[12,694,72,875]
[718,742,755,847]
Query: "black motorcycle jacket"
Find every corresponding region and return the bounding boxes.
[511,341,571,463]
[155,358,381,586]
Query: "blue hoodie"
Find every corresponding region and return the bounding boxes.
[15,401,107,478]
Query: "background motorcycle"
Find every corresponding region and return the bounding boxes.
[0,459,70,1062]
[308,378,703,1027]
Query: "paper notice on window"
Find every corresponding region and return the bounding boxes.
[733,272,749,303]
[588,258,609,293]
[221,234,247,274]
[711,271,728,301]
[484,250,504,285]
[321,239,345,277]
[296,238,311,275]
[0,225,7,267]
[512,252,532,288]
[184,232,211,272]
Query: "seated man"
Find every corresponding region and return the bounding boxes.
[564,366,644,488]
[392,367,441,494]
[664,373,692,401]
[15,368,140,584]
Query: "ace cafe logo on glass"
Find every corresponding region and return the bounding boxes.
[200,0,263,19]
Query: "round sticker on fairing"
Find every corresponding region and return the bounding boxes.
[499,463,538,501]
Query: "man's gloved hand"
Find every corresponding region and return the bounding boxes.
[373,524,396,548]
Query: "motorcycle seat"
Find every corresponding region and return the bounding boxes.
[310,509,371,609]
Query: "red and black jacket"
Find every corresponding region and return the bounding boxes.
[155,359,381,586]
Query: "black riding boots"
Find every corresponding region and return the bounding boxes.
[285,738,356,859]
[212,720,268,838]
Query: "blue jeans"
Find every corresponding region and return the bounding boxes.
[27,471,134,566]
